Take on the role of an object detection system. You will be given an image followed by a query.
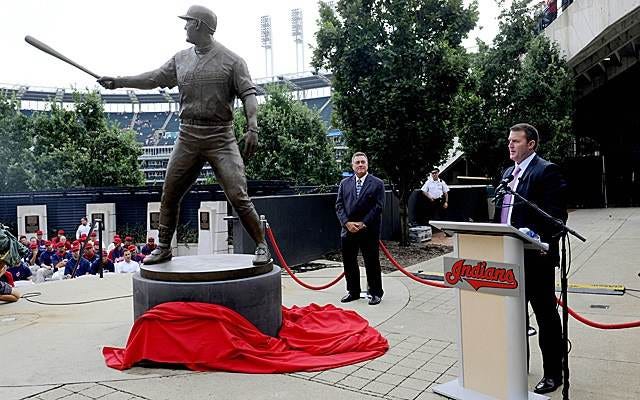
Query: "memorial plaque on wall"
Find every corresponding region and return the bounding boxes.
[91,213,105,225]
[150,212,160,230]
[25,215,40,234]
[200,211,210,230]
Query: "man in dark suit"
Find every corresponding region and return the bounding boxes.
[336,152,385,305]
[495,123,567,395]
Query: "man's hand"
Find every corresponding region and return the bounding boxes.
[442,201,448,209]
[346,222,361,233]
[241,130,258,159]
[97,76,118,90]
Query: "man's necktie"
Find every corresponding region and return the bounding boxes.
[500,166,522,224]
[356,179,362,197]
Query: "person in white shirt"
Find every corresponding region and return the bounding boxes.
[75,217,92,239]
[419,168,449,224]
[114,250,140,274]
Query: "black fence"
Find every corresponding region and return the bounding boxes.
[1,183,492,266]
[0,182,293,239]
[232,191,400,266]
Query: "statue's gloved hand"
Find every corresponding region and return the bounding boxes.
[241,130,258,159]
[97,76,118,90]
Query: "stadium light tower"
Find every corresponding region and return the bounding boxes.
[259,15,274,78]
[290,8,304,73]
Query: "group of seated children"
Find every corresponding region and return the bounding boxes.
[3,229,158,284]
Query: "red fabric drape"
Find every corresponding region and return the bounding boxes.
[103,302,388,373]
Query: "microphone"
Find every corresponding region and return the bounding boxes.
[498,174,515,188]
[492,174,515,203]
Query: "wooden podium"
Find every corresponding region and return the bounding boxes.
[429,221,549,400]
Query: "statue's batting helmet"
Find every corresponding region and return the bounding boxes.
[179,5,217,34]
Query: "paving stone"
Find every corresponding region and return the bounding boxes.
[398,377,431,391]
[435,374,457,384]
[364,359,395,372]
[331,364,359,375]
[362,381,395,395]
[398,357,426,369]
[314,370,347,383]
[99,391,137,400]
[352,367,382,380]
[79,384,116,399]
[387,385,422,400]
[387,364,416,377]
[338,375,370,390]
[37,387,75,400]
[378,353,404,364]
[374,372,405,385]
[406,350,437,361]
[395,340,423,350]
[60,394,92,400]
[415,390,445,400]
[409,369,441,382]
[63,383,95,393]
[404,335,430,344]
[430,355,457,367]
[388,346,414,357]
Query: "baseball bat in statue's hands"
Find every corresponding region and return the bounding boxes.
[24,35,101,79]
[97,76,118,90]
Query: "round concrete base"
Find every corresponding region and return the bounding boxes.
[133,256,282,337]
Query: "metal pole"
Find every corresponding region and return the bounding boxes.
[561,233,570,399]
[602,154,608,208]
[96,219,104,278]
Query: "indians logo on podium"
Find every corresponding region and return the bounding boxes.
[443,257,522,297]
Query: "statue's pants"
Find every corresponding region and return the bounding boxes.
[158,123,261,244]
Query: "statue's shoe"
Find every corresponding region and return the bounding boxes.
[143,247,172,265]
[253,243,272,265]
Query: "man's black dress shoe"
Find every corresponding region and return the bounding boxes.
[534,376,562,394]
[368,295,382,305]
[341,293,359,303]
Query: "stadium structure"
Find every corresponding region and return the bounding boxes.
[1,71,346,185]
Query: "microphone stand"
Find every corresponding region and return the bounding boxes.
[500,186,586,400]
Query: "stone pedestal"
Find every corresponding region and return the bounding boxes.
[133,254,282,337]
[17,205,48,239]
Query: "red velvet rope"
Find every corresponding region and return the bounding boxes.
[378,240,640,329]
[265,227,344,290]
[266,225,639,329]
[556,298,640,329]
[378,240,447,288]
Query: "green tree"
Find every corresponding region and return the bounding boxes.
[455,0,575,178]
[312,0,477,244]
[0,94,35,192]
[31,92,144,189]
[234,84,341,185]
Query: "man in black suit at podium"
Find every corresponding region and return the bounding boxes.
[495,123,568,394]
[336,152,385,305]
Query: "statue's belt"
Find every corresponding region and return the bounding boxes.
[181,118,231,127]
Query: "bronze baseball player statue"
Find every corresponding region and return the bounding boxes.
[98,5,271,265]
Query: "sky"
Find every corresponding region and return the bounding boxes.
[0,0,504,90]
